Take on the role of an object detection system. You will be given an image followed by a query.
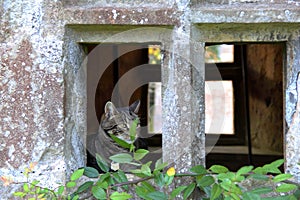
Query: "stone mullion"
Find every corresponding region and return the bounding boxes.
[285,38,300,183]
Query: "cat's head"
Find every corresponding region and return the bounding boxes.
[101,100,140,143]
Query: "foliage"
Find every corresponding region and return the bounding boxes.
[205,45,220,63]
[2,120,300,199]
[148,45,161,65]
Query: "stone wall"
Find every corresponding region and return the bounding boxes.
[0,0,67,196]
[1,0,300,198]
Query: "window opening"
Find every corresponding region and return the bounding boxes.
[205,80,234,135]
[148,82,162,134]
[84,43,162,171]
[205,43,284,171]
[205,44,234,63]
[205,44,246,145]
[148,45,161,65]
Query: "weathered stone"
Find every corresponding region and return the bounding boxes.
[1,0,300,198]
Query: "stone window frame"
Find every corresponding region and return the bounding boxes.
[193,23,300,180]
[63,23,300,182]
[63,25,174,176]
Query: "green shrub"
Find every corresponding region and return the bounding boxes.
[4,120,300,200]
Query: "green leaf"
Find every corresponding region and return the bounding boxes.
[112,172,122,183]
[23,183,30,192]
[210,184,222,200]
[242,192,261,200]
[127,162,141,166]
[84,167,99,178]
[110,192,132,200]
[96,154,110,172]
[98,172,110,183]
[36,187,41,194]
[234,174,245,182]
[107,175,115,186]
[66,181,76,188]
[31,180,40,187]
[209,165,229,174]
[273,174,293,183]
[294,189,300,198]
[13,192,26,197]
[110,134,131,149]
[146,191,168,200]
[40,188,49,193]
[190,165,207,175]
[276,183,297,193]
[249,173,269,181]
[72,195,79,200]
[141,164,152,176]
[130,169,144,177]
[154,173,165,187]
[117,170,128,182]
[154,159,168,173]
[253,167,267,175]
[237,166,253,176]
[141,181,156,192]
[130,143,135,153]
[183,183,196,200]
[270,159,285,168]
[262,195,297,200]
[57,186,64,195]
[76,181,94,193]
[134,149,149,161]
[37,193,45,199]
[220,179,231,192]
[202,186,212,197]
[109,153,133,163]
[197,175,215,187]
[92,185,106,199]
[116,170,129,191]
[229,193,240,200]
[71,168,84,181]
[220,179,242,195]
[217,172,235,181]
[96,181,109,190]
[262,164,282,174]
[164,174,174,186]
[251,187,273,195]
[130,118,139,141]
[170,185,187,199]
[135,181,156,200]
[136,186,152,200]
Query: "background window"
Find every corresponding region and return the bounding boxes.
[205,43,284,171]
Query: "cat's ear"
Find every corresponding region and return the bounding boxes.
[129,100,140,114]
[104,101,118,117]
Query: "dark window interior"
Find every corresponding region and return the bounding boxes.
[205,43,284,171]
[84,43,284,171]
[205,44,247,145]
[85,44,162,169]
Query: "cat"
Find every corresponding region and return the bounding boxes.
[86,100,147,172]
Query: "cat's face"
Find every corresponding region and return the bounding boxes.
[101,100,140,143]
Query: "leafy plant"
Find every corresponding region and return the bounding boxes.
[2,120,300,199]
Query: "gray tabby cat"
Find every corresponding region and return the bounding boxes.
[87,100,147,171]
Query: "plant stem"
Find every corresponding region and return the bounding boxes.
[110,176,153,188]
[174,173,200,177]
